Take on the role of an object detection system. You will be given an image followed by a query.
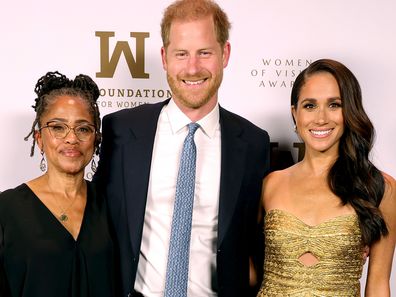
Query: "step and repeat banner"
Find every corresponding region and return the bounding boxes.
[1,0,395,293]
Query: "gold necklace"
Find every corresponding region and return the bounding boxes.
[47,178,79,223]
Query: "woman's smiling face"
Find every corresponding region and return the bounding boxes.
[292,72,344,155]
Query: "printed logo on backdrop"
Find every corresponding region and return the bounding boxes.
[95,31,171,112]
[250,58,312,88]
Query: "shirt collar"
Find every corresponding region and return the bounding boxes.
[165,98,220,138]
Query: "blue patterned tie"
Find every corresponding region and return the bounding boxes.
[164,122,200,297]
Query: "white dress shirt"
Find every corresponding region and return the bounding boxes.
[134,99,221,296]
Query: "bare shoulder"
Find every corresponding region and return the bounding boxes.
[383,172,396,192]
[263,169,287,188]
[379,172,396,227]
[264,163,298,186]
[262,164,297,208]
[381,172,396,205]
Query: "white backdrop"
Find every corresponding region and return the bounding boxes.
[1,0,395,293]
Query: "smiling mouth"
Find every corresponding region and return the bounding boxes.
[310,129,333,136]
[183,79,206,85]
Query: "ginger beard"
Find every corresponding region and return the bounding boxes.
[166,67,223,110]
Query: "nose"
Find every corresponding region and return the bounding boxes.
[315,106,328,125]
[186,56,200,75]
[64,128,79,143]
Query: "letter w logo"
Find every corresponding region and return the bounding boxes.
[96,31,150,78]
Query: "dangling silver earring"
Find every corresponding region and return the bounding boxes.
[91,158,97,173]
[40,150,47,172]
[293,124,297,133]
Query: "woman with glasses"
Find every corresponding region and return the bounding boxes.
[0,72,115,297]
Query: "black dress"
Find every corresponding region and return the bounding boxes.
[0,182,115,297]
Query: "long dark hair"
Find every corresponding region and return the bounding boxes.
[291,59,388,245]
[24,71,101,156]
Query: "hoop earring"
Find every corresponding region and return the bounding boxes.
[40,150,47,172]
[91,158,97,173]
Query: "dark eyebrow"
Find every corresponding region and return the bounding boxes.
[299,98,316,104]
[299,97,342,104]
[328,97,342,101]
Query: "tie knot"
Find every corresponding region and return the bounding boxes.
[187,122,200,135]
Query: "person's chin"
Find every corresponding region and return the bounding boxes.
[58,162,86,175]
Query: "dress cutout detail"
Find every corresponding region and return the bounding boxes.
[257,209,364,297]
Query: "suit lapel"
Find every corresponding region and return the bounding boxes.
[122,101,168,255]
[120,102,248,252]
[217,108,248,247]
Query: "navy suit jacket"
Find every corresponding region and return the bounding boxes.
[94,100,270,297]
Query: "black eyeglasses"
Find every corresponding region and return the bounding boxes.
[40,121,96,142]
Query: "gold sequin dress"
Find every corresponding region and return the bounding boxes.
[257,209,364,297]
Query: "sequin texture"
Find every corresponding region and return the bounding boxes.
[257,209,364,297]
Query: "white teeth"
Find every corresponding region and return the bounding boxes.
[184,79,204,85]
[310,129,332,136]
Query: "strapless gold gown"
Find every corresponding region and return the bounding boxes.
[257,209,364,297]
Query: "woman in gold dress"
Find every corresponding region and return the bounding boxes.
[258,59,396,296]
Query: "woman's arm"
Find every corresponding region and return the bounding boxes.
[365,173,396,297]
